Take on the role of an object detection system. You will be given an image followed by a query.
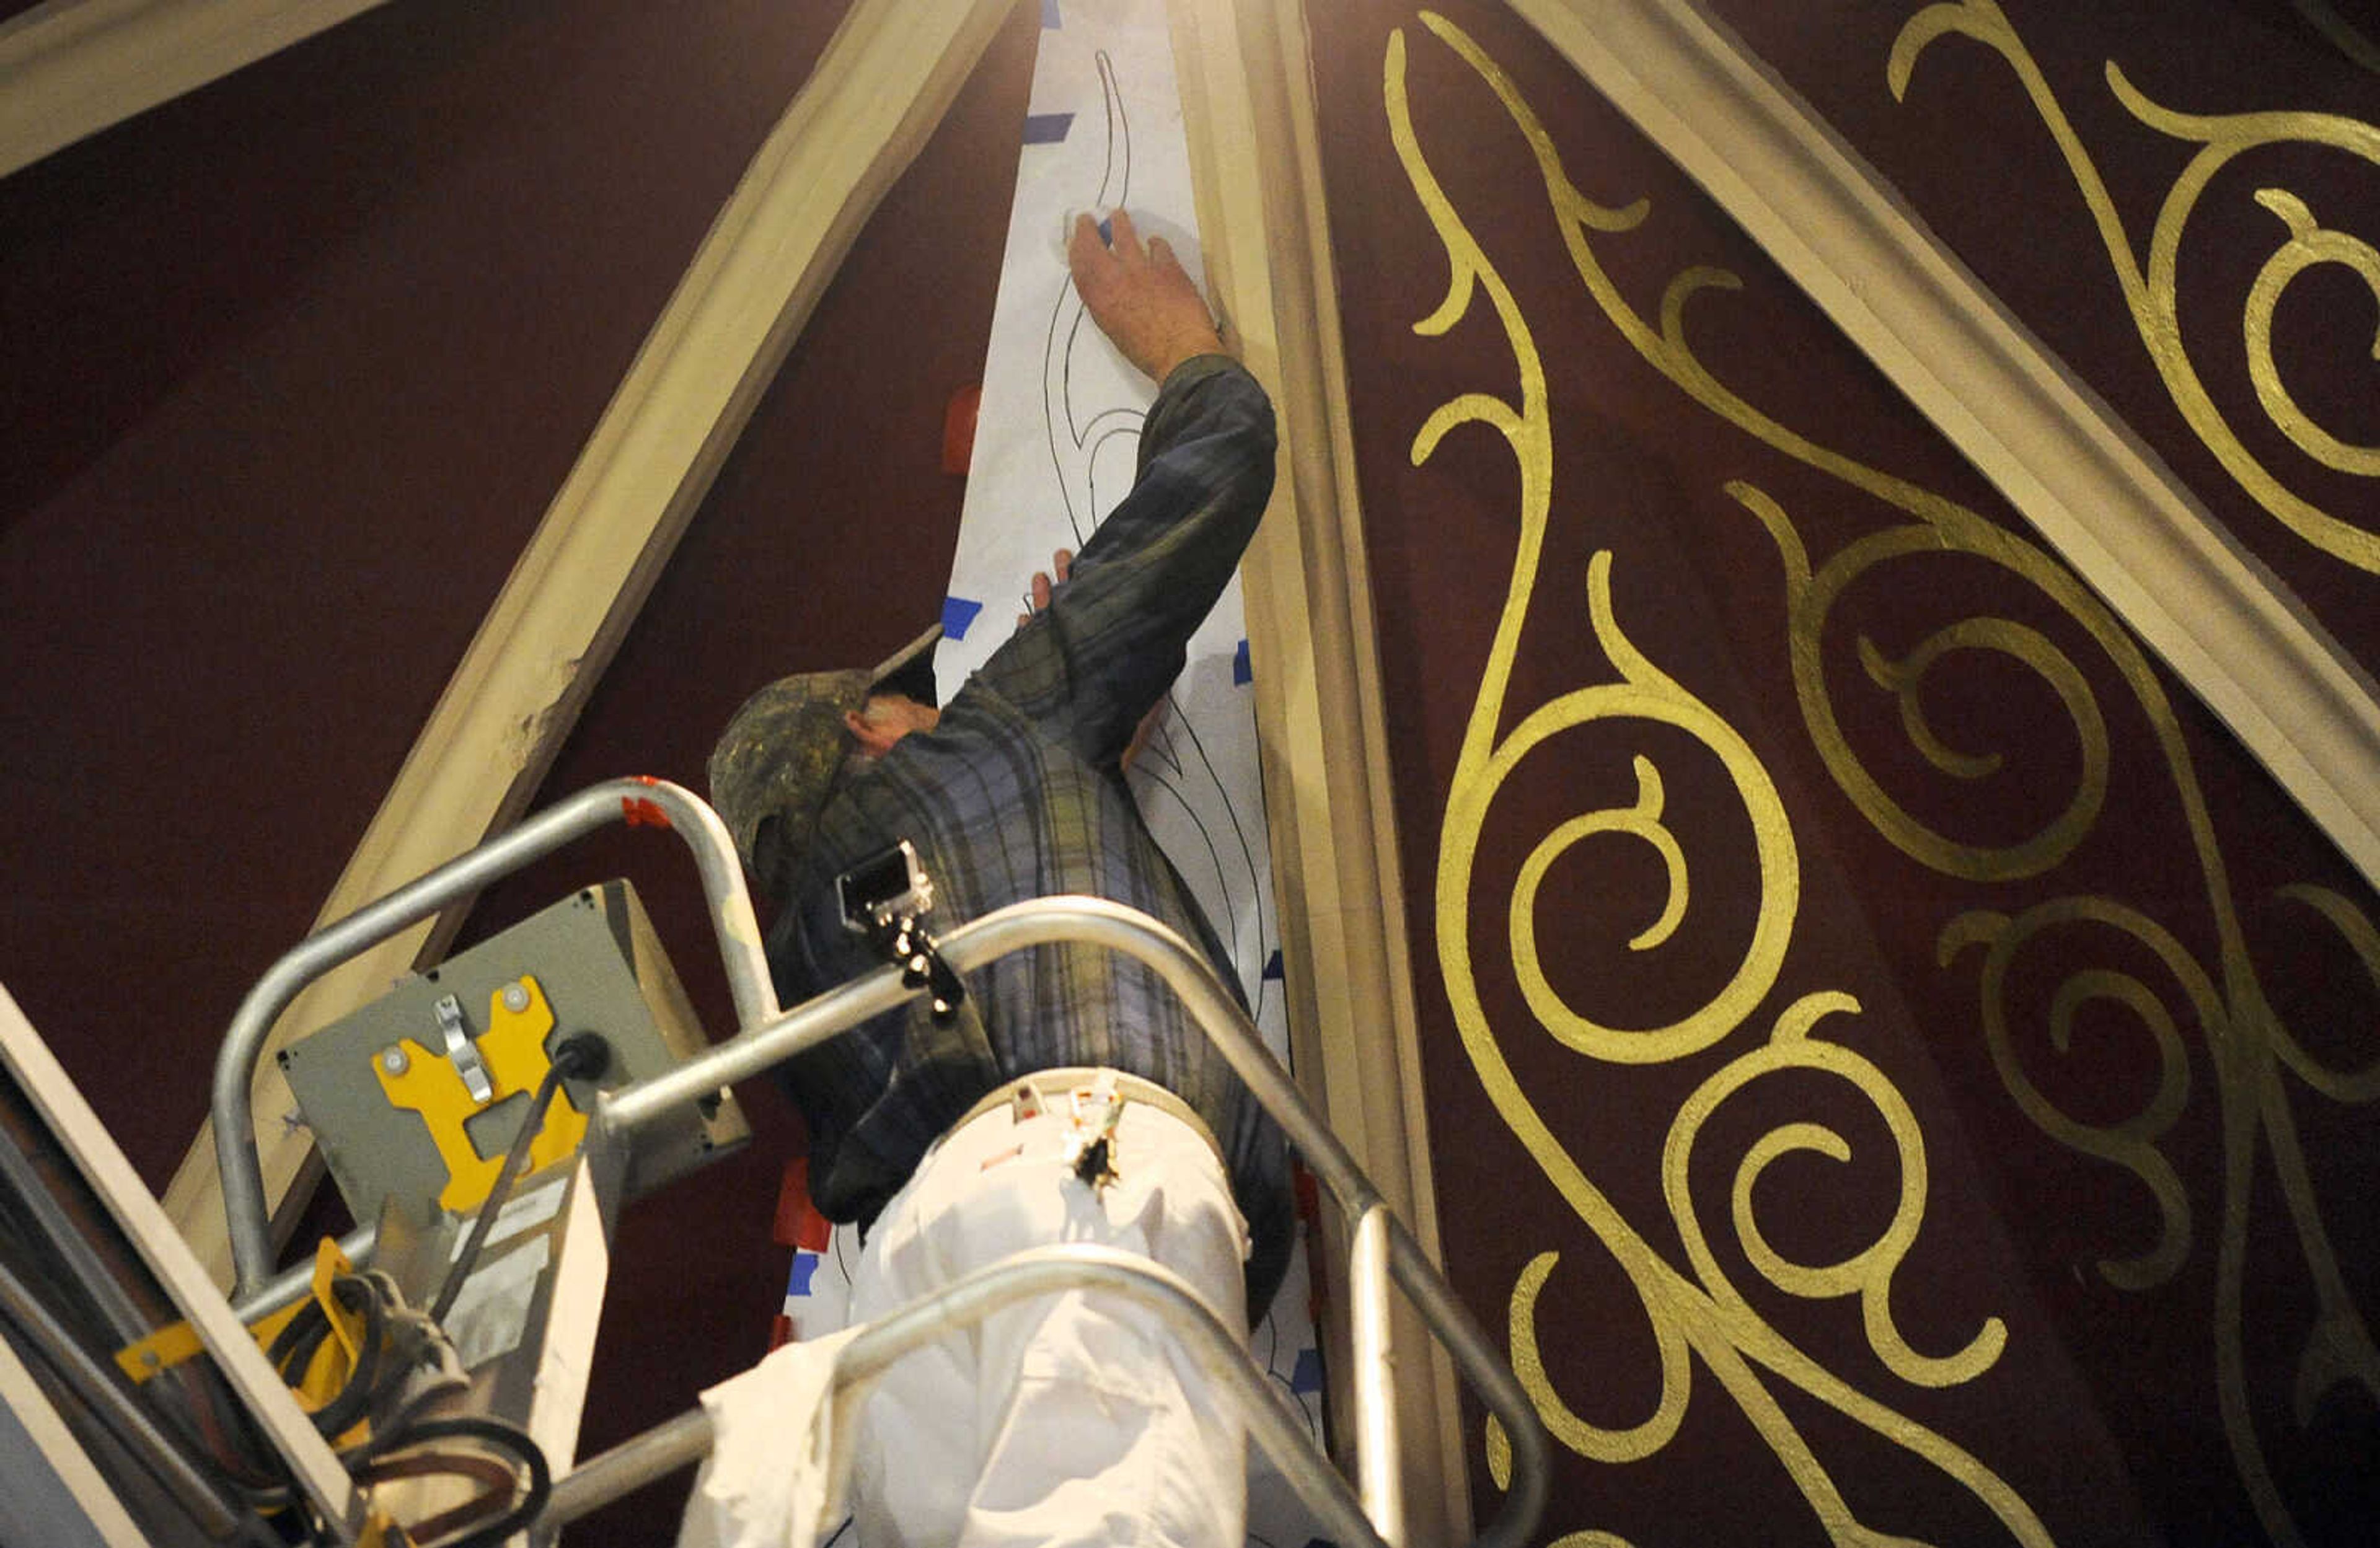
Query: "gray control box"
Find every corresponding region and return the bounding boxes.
[278,879,749,1231]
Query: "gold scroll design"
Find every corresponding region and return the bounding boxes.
[1392,18,2040,1547]
[1890,0,2380,573]
[1401,9,2380,1547]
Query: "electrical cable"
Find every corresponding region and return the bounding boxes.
[304,1280,384,1441]
[431,1037,609,1322]
[263,1292,332,1381]
[1,1086,293,1505]
[428,1034,609,1327]
[224,1037,603,1542]
[2,1016,606,1542]
[0,1254,253,1539]
[352,1448,518,1541]
[314,1037,606,1544]
[352,1414,551,1548]
[260,1272,387,1447]
[169,1363,293,1507]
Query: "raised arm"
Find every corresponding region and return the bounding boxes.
[975,211,1277,766]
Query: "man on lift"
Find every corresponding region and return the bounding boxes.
[705,209,1292,1547]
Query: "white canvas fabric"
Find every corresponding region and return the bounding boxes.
[843,1085,1252,1548]
[677,1326,863,1548]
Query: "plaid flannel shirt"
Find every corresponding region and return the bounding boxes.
[763,354,1293,1318]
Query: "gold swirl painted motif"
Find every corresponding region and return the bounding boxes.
[1889,0,2380,571]
[1397,9,2380,1546]
[1392,17,2043,1544]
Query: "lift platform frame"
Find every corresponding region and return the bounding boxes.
[187,776,1547,1546]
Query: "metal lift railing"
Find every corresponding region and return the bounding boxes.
[542,1246,1396,1547]
[209,777,1549,1547]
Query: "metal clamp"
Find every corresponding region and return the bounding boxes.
[431,994,495,1106]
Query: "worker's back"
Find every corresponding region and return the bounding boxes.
[759,356,1292,1321]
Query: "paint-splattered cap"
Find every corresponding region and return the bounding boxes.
[707,623,942,901]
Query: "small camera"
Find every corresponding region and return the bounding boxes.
[837,839,935,935]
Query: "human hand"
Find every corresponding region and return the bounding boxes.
[1015,547,1073,631]
[1016,547,1165,772]
[1067,209,1225,385]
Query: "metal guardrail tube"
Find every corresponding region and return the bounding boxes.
[0,1113,156,1348]
[227,1221,377,1326]
[213,778,770,1296]
[599,894,1548,1545]
[0,1254,250,1541]
[601,962,917,1137]
[1347,1204,1404,1542]
[633,778,778,1033]
[539,1407,716,1528]
[606,897,1378,1206]
[537,1246,1386,1547]
[840,1246,1386,1547]
[1388,1220,1548,1548]
[213,778,1549,1541]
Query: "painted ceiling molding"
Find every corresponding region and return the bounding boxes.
[1167,0,1466,1536]
[161,0,1020,1285]
[0,0,395,180]
[1504,0,2380,894]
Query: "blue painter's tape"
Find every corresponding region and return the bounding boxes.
[1021,112,1073,146]
[1263,949,1284,982]
[941,596,984,641]
[787,1251,822,1298]
[1042,0,1061,25]
[1233,638,1252,685]
[1292,1347,1324,1394]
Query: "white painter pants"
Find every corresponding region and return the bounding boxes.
[843,1083,1252,1548]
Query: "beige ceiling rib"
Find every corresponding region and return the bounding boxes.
[0,0,396,180]
[163,0,1021,1286]
[1167,1,1467,1537]
[1507,0,2380,891]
